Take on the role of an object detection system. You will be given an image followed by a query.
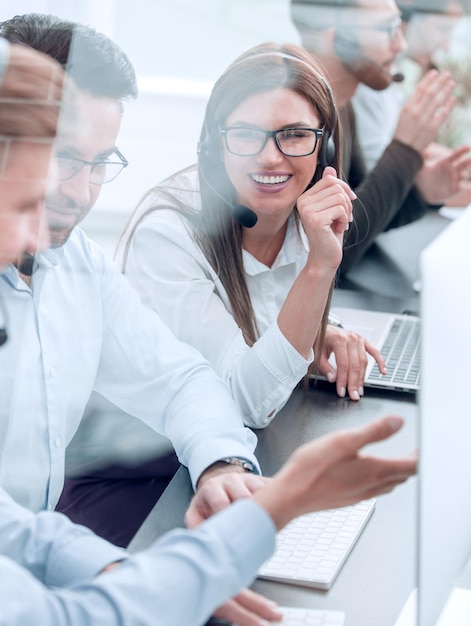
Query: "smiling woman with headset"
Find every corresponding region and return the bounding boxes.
[117,42,386,427]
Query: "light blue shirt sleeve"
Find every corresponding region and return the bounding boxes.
[0,488,125,587]
[0,38,9,87]
[89,234,261,488]
[0,499,276,626]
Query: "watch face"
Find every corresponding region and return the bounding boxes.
[222,457,254,472]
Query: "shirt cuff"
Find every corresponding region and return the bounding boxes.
[203,498,276,570]
[151,498,276,581]
[255,321,313,385]
[186,428,261,490]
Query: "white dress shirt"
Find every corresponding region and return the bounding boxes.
[0,227,258,510]
[0,487,275,626]
[118,165,313,428]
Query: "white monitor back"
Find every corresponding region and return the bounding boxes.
[419,207,471,625]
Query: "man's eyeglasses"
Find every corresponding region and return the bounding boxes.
[357,15,403,42]
[56,149,129,185]
[220,126,325,157]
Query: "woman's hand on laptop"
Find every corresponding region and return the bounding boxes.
[318,325,387,400]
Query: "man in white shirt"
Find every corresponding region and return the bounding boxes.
[0,17,281,623]
[0,14,261,538]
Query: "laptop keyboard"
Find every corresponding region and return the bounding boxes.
[232,607,346,625]
[368,318,421,387]
[257,499,375,590]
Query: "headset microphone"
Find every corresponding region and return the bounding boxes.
[334,32,404,86]
[197,141,259,228]
[350,52,404,85]
[391,72,404,83]
[232,204,258,228]
[352,53,405,84]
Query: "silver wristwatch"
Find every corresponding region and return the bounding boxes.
[220,457,255,473]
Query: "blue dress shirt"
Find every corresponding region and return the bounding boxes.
[0,487,275,625]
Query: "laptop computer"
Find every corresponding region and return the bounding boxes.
[326,306,421,393]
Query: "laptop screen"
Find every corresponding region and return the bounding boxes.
[418,206,471,625]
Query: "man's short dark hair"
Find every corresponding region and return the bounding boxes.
[0,13,138,102]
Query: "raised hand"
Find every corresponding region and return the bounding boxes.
[415,144,471,205]
[297,166,355,271]
[394,69,456,154]
[253,415,416,530]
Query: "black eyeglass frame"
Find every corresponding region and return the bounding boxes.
[56,148,129,185]
[219,126,325,157]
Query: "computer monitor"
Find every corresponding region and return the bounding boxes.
[418,206,471,625]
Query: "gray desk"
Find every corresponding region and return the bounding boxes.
[128,212,454,625]
[129,384,418,626]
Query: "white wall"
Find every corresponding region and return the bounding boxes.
[0,0,299,255]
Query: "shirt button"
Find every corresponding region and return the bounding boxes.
[53,438,61,448]
[49,367,56,378]
[48,504,54,511]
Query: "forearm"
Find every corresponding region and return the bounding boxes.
[383,184,435,230]
[341,140,424,275]
[93,259,259,491]
[0,501,275,626]
[0,489,125,587]
[225,323,312,427]
[277,262,335,358]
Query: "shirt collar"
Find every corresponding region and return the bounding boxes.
[0,243,65,288]
[35,245,65,268]
[243,212,308,276]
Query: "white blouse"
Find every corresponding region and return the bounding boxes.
[118,166,313,428]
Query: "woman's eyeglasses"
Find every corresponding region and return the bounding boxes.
[220,126,325,157]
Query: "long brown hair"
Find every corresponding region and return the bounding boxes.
[121,42,341,360]
[196,43,340,351]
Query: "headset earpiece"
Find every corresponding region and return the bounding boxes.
[318,128,336,169]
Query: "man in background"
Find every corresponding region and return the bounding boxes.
[290,0,471,276]
[353,0,470,172]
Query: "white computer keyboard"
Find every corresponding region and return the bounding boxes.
[232,606,346,626]
[258,499,375,590]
